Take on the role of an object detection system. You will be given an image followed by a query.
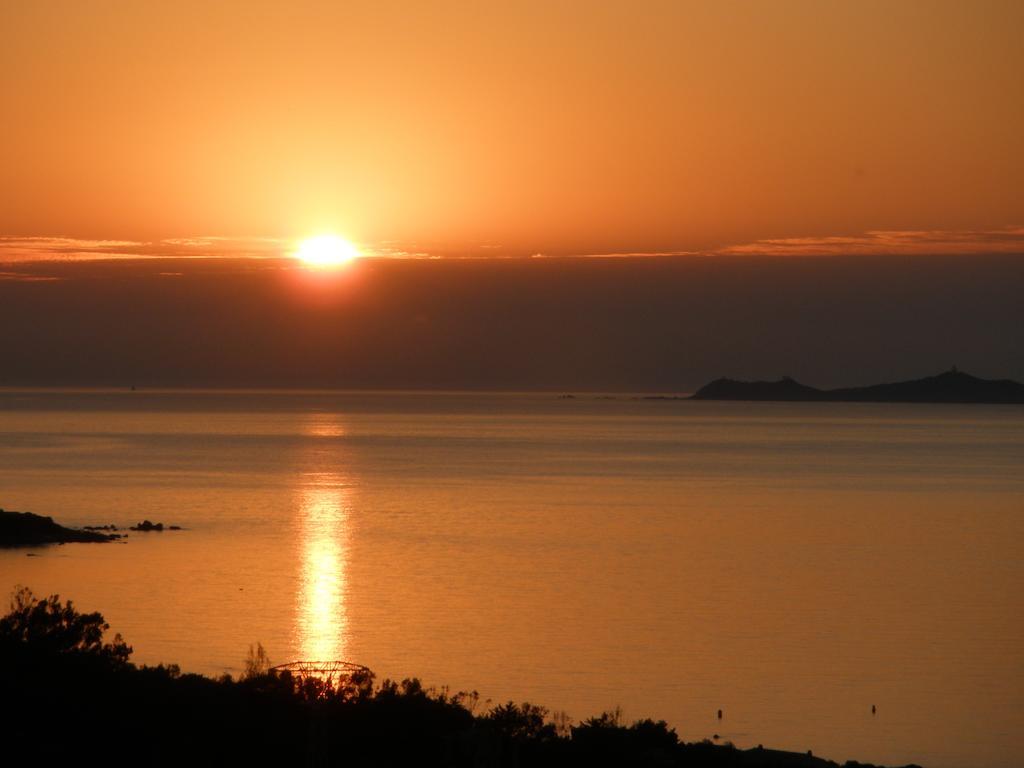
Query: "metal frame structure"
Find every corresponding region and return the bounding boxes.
[270,660,371,682]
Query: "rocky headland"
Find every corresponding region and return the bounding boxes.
[0,509,120,547]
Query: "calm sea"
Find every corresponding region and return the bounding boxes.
[1,389,1022,768]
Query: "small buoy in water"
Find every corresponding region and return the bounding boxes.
[871,704,876,715]
[717,709,723,719]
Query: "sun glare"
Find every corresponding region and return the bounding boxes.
[296,235,359,268]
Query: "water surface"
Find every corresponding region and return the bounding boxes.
[1,389,1022,768]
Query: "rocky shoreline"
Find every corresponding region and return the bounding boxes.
[0,509,182,547]
[0,509,120,547]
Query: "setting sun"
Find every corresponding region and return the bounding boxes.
[295,235,359,267]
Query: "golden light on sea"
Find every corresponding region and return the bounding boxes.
[296,471,350,662]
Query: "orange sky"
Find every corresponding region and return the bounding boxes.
[2,0,1022,257]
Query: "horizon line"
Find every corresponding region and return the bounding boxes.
[2,226,1023,264]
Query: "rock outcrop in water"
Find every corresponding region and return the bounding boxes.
[691,368,1024,404]
[129,520,182,531]
[0,509,119,547]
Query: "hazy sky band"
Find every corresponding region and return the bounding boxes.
[2,253,1021,390]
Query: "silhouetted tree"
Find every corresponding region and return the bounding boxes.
[0,585,131,666]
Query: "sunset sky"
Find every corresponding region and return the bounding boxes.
[1,1,1022,388]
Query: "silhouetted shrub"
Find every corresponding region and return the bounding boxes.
[241,641,272,680]
[485,701,557,742]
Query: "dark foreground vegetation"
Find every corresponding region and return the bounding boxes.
[0,508,118,546]
[0,588,921,768]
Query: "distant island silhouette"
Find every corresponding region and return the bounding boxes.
[689,368,1024,404]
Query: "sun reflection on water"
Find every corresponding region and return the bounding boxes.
[295,470,350,662]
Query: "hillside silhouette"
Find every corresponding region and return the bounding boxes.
[0,587,923,768]
[691,369,1024,404]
